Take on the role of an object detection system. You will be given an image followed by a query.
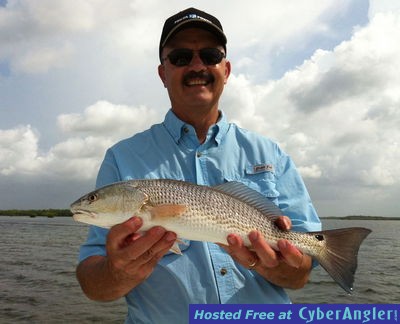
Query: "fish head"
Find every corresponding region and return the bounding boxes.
[70,181,147,228]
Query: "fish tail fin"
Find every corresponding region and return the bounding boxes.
[313,227,371,294]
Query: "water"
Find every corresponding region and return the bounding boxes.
[288,219,400,304]
[0,216,126,323]
[1,217,399,323]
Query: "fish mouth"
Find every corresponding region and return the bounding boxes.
[71,209,97,219]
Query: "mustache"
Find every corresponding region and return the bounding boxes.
[183,71,215,84]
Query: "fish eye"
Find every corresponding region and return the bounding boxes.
[315,234,324,241]
[87,194,98,203]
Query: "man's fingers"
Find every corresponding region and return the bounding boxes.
[248,231,279,268]
[277,239,305,268]
[141,235,176,268]
[123,231,177,276]
[274,216,292,231]
[107,217,143,250]
[225,234,252,266]
[107,216,177,267]
[123,226,171,262]
[139,231,177,264]
[225,234,268,269]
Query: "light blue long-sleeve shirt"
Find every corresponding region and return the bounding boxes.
[78,109,321,324]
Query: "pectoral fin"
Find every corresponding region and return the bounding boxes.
[176,238,189,246]
[146,204,187,255]
[149,204,187,219]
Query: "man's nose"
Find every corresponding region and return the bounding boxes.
[188,52,205,70]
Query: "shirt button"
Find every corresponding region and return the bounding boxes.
[196,152,202,158]
[220,268,228,276]
[183,127,189,133]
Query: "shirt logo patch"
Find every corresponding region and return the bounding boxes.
[253,164,274,174]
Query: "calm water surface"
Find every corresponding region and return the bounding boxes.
[1,217,399,323]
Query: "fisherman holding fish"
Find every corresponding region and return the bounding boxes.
[74,8,369,324]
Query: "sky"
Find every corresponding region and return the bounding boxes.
[0,0,399,217]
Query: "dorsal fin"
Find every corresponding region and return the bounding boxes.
[213,181,283,219]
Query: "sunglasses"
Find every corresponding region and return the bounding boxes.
[163,48,226,67]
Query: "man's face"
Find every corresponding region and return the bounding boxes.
[158,28,231,116]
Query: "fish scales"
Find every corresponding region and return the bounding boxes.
[132,179,285,245]
[71,178,371,293]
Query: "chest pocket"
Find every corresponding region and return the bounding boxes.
[225,164,280,206]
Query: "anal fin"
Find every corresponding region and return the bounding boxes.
[169,241,183,255]
[176,238,189,246]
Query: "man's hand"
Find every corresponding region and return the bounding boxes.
[76,217,177,301]
[220,216,312,289]
[106,217,177,283]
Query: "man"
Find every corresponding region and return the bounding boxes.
[76,7,321,323]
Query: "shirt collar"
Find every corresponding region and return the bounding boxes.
[163,109,229,145]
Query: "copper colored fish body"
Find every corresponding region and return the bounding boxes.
[71,179,371,293]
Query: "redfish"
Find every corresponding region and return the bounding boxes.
[71,179,371,293]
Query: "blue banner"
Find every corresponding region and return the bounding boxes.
[189,304,399,323]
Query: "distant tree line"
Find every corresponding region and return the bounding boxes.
[0,209,72,217]
[321,215,400,220]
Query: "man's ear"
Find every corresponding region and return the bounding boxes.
[158,64,167,88]
[224,60,231,84]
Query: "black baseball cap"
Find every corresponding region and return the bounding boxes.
[159,7,227,62]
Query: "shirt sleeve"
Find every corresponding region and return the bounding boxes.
[96,148,122,188]
[78,149,121,262]
[275,149,322,233]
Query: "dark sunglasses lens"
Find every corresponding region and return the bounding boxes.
[199,49,225,65]
[168,49,193,66]
[167,48,225,66]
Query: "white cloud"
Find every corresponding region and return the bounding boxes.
[0,124,104,179]
[0,0,139,74]
[0,101,160,180]
[11,43,74,74]
[58,101,159,138]
[0,0,355,78]
[368,0,400,19]
[224,9,400,195]
[0,125,40,175]
[223,0,344,48]
[298,165,322,179]
[39,136,111,180]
